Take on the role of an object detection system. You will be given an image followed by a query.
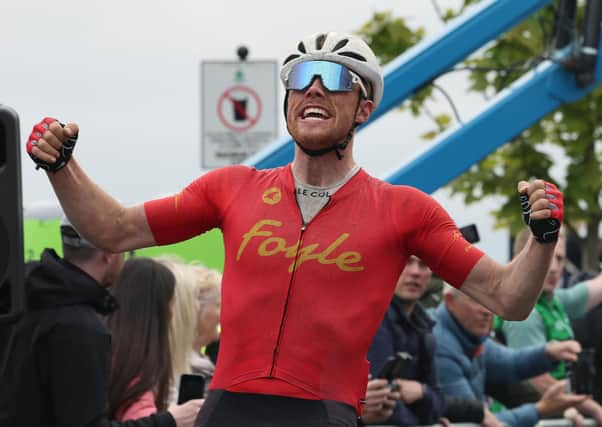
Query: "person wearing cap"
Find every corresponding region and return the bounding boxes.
[26,31,563,427]
[0,219,201,427]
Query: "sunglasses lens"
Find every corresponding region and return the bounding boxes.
[287,61,354,92]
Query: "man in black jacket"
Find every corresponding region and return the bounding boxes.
[363,256,444,425]
[0,219,200,427]
[362,256,488,426]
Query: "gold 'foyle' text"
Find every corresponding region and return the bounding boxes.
[236,219,364,273]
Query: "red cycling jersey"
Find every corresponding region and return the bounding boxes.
[144,165,483,413]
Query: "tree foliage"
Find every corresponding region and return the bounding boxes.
[357,2,602,271]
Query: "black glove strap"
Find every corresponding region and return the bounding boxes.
[519,193,560,243]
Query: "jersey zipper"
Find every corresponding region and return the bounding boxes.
[269,195,331,375]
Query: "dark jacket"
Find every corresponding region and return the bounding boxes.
[0,249,175,427]
[367,296,444,425]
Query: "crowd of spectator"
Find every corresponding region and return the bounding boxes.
[1,217,601,427]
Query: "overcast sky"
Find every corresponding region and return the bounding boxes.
[1,0,513,262]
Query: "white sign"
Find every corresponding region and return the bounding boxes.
[201,60,278,168]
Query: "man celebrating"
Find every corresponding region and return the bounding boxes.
[26,31,562,427]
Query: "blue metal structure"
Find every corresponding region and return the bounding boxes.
[245,0,602,194]
[386,46,602,193]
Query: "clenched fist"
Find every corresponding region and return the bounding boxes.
[26,117,79,172]
[517,179,563,243]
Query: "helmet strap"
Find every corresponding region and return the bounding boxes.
[294,125,355,160]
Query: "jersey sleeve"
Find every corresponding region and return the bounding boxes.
[401,187,484,288]
[144,166,251,245]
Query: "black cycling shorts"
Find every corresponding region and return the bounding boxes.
[194,390,357,427]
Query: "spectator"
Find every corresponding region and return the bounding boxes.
[109,258,181,421]
[189,265,221,378]
[159,258,221,402]
[0,218,199,427]
[365,256,444,425]
[500,227,602,423]
[433,284,587,427]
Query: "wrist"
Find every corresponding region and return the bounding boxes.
[535,401,550,417]
[543,342,552,359]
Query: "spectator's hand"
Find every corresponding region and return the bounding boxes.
[394,379,423,404]
[564,407,585,427]
[439,417,451,427]
[26,117,79,172]
[482,408,504,427]
[361,379,400,424]
[545,340,581,363]
[168,399,203,427]
[517,179,563,243]
[576,398,602,425]
[535,380,588,417]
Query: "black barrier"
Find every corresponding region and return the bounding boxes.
[0,105,23,324]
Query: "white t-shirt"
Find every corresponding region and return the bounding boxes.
[293,165,360,224]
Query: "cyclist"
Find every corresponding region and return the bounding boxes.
[26,31,563,427]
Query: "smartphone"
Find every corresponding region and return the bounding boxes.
[177,374,206,404]
[569,348,596,395]
[376,352,413,382]
[459,224,480,244]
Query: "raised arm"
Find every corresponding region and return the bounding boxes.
[26,118,155,252]
[460,179,563,320]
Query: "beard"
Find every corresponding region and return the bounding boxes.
[286,120,350,150]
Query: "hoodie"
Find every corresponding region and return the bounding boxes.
[0,249,174,427]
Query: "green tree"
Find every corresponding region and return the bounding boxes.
[357,3,602,271]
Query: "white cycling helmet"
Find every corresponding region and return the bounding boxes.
[280,32,384,108]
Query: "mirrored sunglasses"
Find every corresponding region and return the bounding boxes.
[286,60,368,98]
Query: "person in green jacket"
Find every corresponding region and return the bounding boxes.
[500,227,602,425]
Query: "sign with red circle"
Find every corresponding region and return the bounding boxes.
[217,85,263,132]
[201,60,278,169]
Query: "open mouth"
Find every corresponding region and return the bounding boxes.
[302,106,330,120]
[404,282,422,291]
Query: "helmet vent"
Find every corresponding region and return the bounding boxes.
[332,39,349,51]
[297,42,306,54]
[316,33,327,50]
[283,54,301,65]
[338,51,367,62]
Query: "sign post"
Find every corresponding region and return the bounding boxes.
[201,59,278,168]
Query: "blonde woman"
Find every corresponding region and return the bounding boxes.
[158,257,222,402]
[190,266,222,377]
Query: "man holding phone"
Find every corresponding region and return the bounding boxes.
[499,228,602,425]
[364,256,444,425]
